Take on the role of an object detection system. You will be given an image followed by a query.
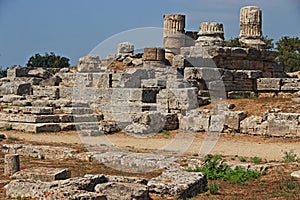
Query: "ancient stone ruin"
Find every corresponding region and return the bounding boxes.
[0,6,299,137]
[0,6,300,198]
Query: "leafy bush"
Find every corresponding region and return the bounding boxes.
[188,154,261,184]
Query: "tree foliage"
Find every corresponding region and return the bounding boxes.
[276,36,300,72]
[26,52,70,68]
[0,66,7,78]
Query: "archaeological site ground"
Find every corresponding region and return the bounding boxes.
[0,6,299,200]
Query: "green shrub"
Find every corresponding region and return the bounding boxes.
[161,129,170,136]
[188,154,261,184]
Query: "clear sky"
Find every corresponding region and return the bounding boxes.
[0,0,299,68]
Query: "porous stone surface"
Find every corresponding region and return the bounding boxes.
[94,182,149,200]
[4,154,20,176]
[147,169,207,199]
[11,167,71,181]
[118,42,134,55]
[291,170,300,179]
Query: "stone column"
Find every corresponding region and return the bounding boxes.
[239,6,265,48]
[196,22,225,46]
[163,14,186,55]
[4,154,20,176]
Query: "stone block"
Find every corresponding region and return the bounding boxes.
[11,167,71,181]
[6,67,30,78]
[118,42,134,54]
[209,114,225,132]
[32,86,59,99]
[78,55,101,72]
[95,182,149,200]
[4,154,20,176]
[0,113,59,123]
[22,107,53,115]
[143,47,165,61]
[209,80,254,91]
[0,82,31,95]
[11,123,61,133]
[163,113,179,130]
[61,107,93,114]
[257,78,282,91]
[147,169,207,199]
[224,111,247,131]
[180,110,210,132]
[281,78,300,91]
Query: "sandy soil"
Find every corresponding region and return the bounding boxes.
[3,130,300,161]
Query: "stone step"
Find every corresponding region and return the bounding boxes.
[59,114,103,123]
[76,122,100,130]
[22,107,54,115]
[59,107,94,114]
[11,123,61,133]
[0,113,59,123]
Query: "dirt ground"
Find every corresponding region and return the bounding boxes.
[0,97,300,199]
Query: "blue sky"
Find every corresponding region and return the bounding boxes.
[0,0,299,68]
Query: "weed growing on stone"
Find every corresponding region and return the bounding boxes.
[187,154,261,184]
[161,129,170,136]
[7,136,20,141]
[207,182,220,194]
[239,156,247,162]
[251,156,262,164]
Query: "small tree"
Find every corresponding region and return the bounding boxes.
[0,66,7,78]
[276,36,300,72]
[26,52,70,68]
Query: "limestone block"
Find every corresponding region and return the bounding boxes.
[13,77,43,85]
[22,107,53,115]
[224,111,247,131]
[117,42,134,54]
[209,80,254,91]
[105,175,148,185]
[0,113,59,123]
[141,79,166,88]
[143,47,165,61]
[6,67,30,78]
[291,170,300,179]
[28,68,52,79]
[233,70,263,80]
[164,113,179,130]
[4,179,56,198]
[91,73,111,88]
[180,110,210,132]
[4,154,20,176]
[32,86,59,99]
[147,169,207,199]
[1,94,25,103]
[0,82,31,95]
[40,76,62,86]
[11,167,71,181]
[281,78,300,91]
[209,114,225,132]
[78,55,101,72]
[132,58,143,66]
[257,78,282,91]
[11,123,61,133]
[95,182,149,200]
[61,107,93,114]
[172,55,185,67]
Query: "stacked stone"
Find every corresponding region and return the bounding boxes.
[196,22,225,46]
[239,6,265,48]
